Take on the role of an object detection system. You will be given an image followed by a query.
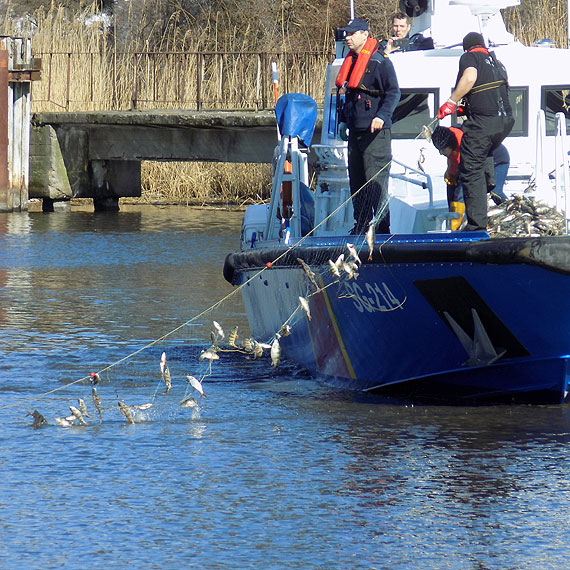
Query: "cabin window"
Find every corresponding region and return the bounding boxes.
[391,89,436,139]
[541,86,570,135]
[506,87,528,137]
[450,87,528,137]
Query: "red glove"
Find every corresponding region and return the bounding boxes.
[457,105,466,117]
[437,99,457,119]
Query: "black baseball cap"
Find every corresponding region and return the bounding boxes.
[340,18,369,33]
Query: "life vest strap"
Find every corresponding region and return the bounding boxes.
[470,79,506,95]
[335,38,379,91]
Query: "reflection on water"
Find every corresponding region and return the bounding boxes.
[1,206,570,570]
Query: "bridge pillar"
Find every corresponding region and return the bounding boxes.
[89,159,141,212]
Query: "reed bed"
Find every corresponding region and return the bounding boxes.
[139,161,272,205]
[504,0,568,47]
[2,0,568,204]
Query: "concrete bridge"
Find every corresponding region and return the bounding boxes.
[31,110,309,211]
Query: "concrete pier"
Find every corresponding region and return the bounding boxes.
[31,110,287,210]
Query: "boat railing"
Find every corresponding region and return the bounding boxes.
[264,135,310,243]
[554,112,570,234]
[311,143,353,235]
[390,158,435,207]
[534,109,550,197]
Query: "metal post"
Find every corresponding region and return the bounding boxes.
[132,53,138,109]
[558,112,570,233]
[66,52,71,110]
[0,50,8,211]
[196,52,202,111]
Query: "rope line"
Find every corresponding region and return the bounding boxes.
[6,122,432,413]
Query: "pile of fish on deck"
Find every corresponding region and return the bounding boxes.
[487,194,567,237]
[420,124,566,237]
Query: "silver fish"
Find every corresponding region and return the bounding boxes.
[279,325,292,337]
[420,124,433,142]
[69,405,88,426]
[199,348,220,361]
[186,375,205,397]
[346,243,361,266]
[228,325,239,347]
[117,401,135,425]
[270,335,281,368]
[160,352,172,394]
[180,397,198,408]
[133,403,153,410]
[213,320,225,340]
[342,260,358,280]
[78,398,91,418]
[299,296,312,321]
[92,387,103,421]
[334,253,345,271]
[328,259,341,278]
[54,416,73,427]
[252,340,264,359]
[296,257,319,291]
[366,223,375,261]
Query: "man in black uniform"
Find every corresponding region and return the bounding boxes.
[437,32,514,231]
[336,18,400,234]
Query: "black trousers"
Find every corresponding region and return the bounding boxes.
[459,114,514,230]
[348,128,392,234]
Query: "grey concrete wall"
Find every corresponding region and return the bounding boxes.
[31,110,322,208]
[29,125,72,201]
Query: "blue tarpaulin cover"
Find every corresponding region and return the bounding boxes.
[275,93,318,146]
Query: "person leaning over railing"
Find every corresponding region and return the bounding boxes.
[437,32,514,231]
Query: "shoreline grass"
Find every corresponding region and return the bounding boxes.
[4,0,568,204]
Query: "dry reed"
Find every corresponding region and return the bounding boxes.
[2,0,568,204]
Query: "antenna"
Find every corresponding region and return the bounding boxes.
[350,0,354,19]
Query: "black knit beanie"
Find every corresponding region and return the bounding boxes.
[462,32,485,51]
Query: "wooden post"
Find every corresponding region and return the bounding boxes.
[0,37,41,211]
[0,50,9,211]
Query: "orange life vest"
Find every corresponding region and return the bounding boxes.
[335,38,379,90]
[445,127,463,185]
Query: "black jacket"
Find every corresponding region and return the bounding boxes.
[339,51,401,131]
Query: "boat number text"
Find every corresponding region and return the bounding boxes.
[342,281,403,313]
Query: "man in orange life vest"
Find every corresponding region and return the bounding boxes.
[336,18,400,234]
[437,32,514,231]
[431,125,510,229]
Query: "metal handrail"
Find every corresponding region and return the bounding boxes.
[390,158,434,208]
[554,112,570,234]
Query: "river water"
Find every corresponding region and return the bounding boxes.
[1,205,569,569]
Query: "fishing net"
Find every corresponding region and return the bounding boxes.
[12,114,570,429]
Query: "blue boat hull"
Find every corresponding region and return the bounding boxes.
[224,234,570,403]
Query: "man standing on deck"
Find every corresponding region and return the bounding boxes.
[336,18,400,234]
[437,32,514,231]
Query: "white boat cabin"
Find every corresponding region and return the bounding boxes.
[241,0,570,248]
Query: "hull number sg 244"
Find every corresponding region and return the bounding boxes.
[341,281,403,313]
